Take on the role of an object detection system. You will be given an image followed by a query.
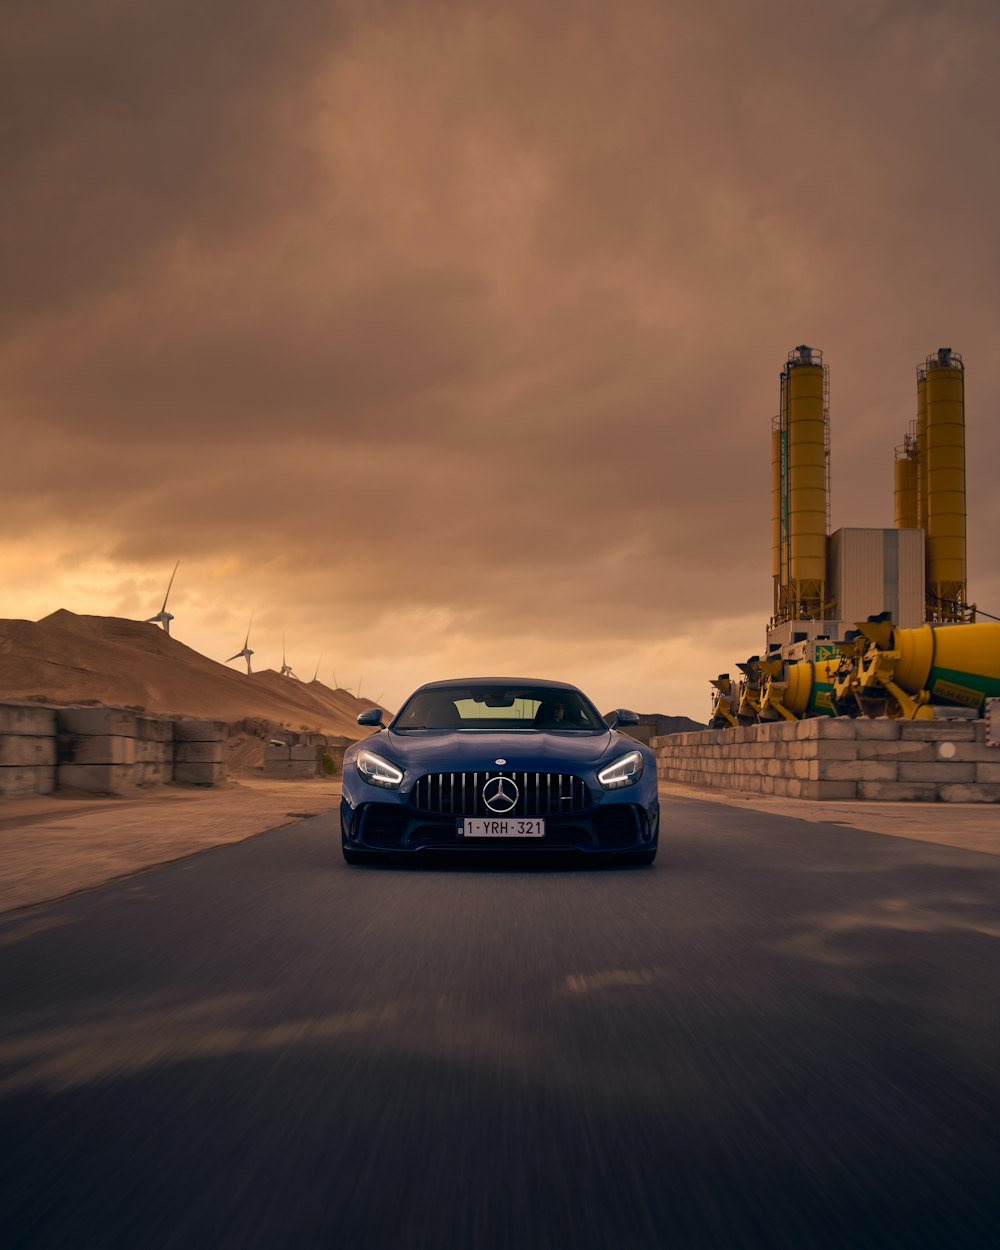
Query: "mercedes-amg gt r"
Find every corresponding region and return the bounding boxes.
[340,678,659,864]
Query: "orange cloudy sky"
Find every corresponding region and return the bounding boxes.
[3,0,998,721]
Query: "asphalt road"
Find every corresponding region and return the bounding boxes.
[2,795,1000,1250]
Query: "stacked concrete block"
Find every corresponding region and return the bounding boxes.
[54,710,174,789]
[173,719,227,786]
[323,735,350,775]
[0,704,57,796]
[652,716,999,802]
[57,707,143,793]
[137,717,175,785]
[0,702,228,798]
[987,699,999,747]
[261,729,350,779]
[263,731,327,779]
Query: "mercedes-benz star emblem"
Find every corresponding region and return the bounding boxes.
[482,775,518,814]
[495,758,506,766]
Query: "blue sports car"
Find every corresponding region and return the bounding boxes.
[340,678,659,864]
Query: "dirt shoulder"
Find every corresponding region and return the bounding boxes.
[0,776,342,914]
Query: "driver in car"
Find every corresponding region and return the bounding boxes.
[535,701,568,728]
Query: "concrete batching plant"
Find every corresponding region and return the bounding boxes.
[711,345,1000,729]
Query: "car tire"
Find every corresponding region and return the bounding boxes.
[342,846,374,866]
[628,848,657,866]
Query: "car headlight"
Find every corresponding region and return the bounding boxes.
[598,750,644,790]
[356,749,404,789]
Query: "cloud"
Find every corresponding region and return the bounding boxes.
[3,0,999,719]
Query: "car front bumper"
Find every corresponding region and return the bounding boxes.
[340,792,659,855]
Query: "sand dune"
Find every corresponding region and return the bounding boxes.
[0,611,379,738]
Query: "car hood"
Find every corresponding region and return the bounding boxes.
[376,728,630,772]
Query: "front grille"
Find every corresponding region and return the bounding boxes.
[410,771,590,817]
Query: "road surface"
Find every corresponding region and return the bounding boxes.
[2,794,999,1249]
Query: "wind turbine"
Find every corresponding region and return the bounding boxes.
[227,613,254,675]
[145,561,179,635]
[310,655,323,683]
[280,636,296,678]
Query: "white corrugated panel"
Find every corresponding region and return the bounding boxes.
[896,529,925,628]
[828,528,925,629]
[830,529,879,627]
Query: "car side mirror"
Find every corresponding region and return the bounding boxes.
[612,709,641,726]
[356,708,385,728]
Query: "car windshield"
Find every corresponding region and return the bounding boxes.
[392,685,606,732]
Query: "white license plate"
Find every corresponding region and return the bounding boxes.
[459,818,545,838]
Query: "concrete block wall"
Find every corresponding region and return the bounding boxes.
[264,731,327,779]
[58,707,179,792]
[652,717,1000,802]
[173,718,227,787]
[0,703,228,797]
[0,705,57,796]
[263,732,351,779]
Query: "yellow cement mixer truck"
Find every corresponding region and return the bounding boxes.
[837,619,1000,720]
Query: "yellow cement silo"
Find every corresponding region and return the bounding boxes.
[771,423,783,619]
[916,369,928,532]
[893,435,918,530]
[924,349,967,621]
[785,348,828,618]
